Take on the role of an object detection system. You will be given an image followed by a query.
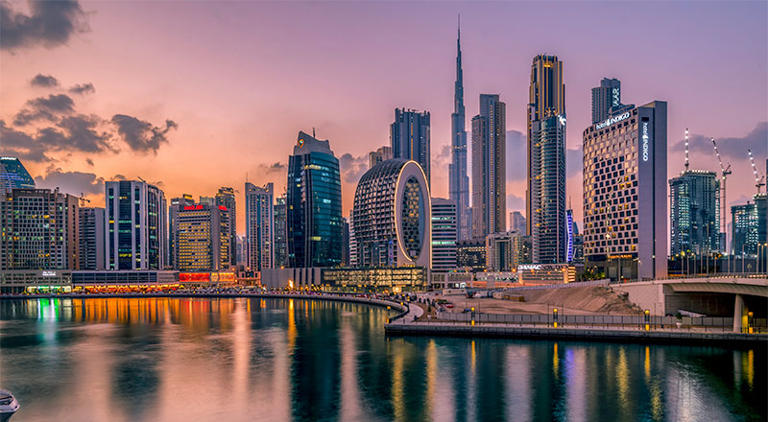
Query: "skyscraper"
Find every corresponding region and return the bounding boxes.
[471,94,506,239]
[530,114,567,263]
[583,101,668,281]
[176,204,230,271]
[449,19,471,241]
[169,193,194,269]
[591,78,634,124]
[105,180,167,270]
[78,207,105,270]
[669,171,720,256]
[527,55,565,236]
[368,146,393,169]
[215,187,237,265]
[287,131,343,268]
[273,193,288,268]
[391,108,431,186]
[731,194,767,256]
[431,198,457,271]
[0,188,79,270]
[510,211,526,233]
[245,182,274,271]
[0,157,35,191]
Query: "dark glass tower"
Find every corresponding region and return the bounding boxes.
[215,186,237,265]
[391,109,431,186]
[449,18,470,241]
[669,171,720,255]
[0,156,35,191]
[471,94,506,239]
[287,131,343,268]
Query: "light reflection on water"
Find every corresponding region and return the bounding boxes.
[0,297,764,422]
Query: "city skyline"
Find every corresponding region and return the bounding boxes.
[2,1,767,236]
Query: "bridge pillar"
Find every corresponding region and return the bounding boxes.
[733,294,745,333]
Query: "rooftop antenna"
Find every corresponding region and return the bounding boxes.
[312,127,316,138]
[748,149,766,194]
[684,128,689,172]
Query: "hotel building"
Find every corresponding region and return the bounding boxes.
[176,204,231,271]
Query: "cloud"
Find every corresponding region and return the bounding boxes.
[339,153,368,184]
[14,93,75,125]
[672,122,767,161]
[30,73,58,87]
[0,0,89,51]
[432,144,452,169]
[0,120,50,161]
[85,157,94,166]
[34,167,104,196]
[111,115,178,153]
[69,82,94,95]
[506,193,525,212]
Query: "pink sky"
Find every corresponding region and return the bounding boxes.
[1,1,766,235]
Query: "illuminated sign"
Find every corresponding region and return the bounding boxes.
[594,112,630,130]
[41,271,57,277]
[641,122,650,162]
[518,264,542,270]
[218,205,228,211]
[608,254,634,259]
[297,138,305,148]
[557,115,566,126]
[612,87,620,107]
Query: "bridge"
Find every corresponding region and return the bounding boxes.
[612,275,768,332]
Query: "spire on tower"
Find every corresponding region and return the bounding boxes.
[684,128,689,172]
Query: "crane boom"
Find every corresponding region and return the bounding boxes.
[748,149,766,194]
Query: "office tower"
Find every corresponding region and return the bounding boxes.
[215,187,237,265]
[169,193,195,269]
[105,180,167,270]
[0,188,79,270]
[391,108,431,186]
[352,159,431,267]
[273,194,288,268]
[456,240,486,272]
[510,211,526,233]
[198,196,215,206]
[78,207,105,270]
[341,217,350,266]
[431,198,457,271]
[731,194,767,256]
[591,78,634,124]
[245,182,274,271]
[176,204,230,271]
[583,101,668,281]
[449,20,471,242]
[368,146,393,169]
[485,231,531,271]
[471,94,506,239]
[0,157,35,191]
[669,171,720,255]
[349,218,358,267]
[527,55,565,236]
[287,131,343,268]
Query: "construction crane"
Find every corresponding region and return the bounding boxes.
[711,138,731,253]
[684,128,690,172]
[748,149,766,194]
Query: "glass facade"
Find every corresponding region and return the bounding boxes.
[287,132,343,268]
[0,157,35,191]
[106,181,166,270]
[669,171,720,255]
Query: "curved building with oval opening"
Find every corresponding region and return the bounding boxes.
[352,159,431,269]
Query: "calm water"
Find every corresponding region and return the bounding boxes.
[0,298,764,422]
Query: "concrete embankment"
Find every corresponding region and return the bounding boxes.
[385,322,768,348]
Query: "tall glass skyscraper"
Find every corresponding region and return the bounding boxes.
[471,94,506,239]
[527,55,565,237]
[273,193,288,268]
[287,131,343,268]
[215,186,237,265]
[245,182,273,271]
[105,180,167,270]
[731,194,767,256]
[669,170,720,255]
[431,197,457,271]
[449,19,471,241]
[0,157,35,191]
[391,108,431,187]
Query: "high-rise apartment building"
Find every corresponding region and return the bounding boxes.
[391,108,431,186]
[176,204,230,271]
[527,55,565,236]
[245,182,274,271]
[215,187,237,265]
[368,146,393,169]
[0,188,79,270]
[1,157,35,191]
[591,78,634,124]
[485,231,531,271]
[669,171,720,255]
[78,207,105,270]
[431,198,457,271]
[731,194,767,256]
[352,159,431,268]
[273,194,288,268]
[583,101,668,281]
[449,21,471,242]
[341,217,350,267]
[105,180,167,270]
[287,131,343,268]
[471,94,506,239]
[169,193,195,269]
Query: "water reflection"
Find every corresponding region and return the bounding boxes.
[0,298,764,422]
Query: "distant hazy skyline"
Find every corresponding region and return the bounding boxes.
[2,0,766,234]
